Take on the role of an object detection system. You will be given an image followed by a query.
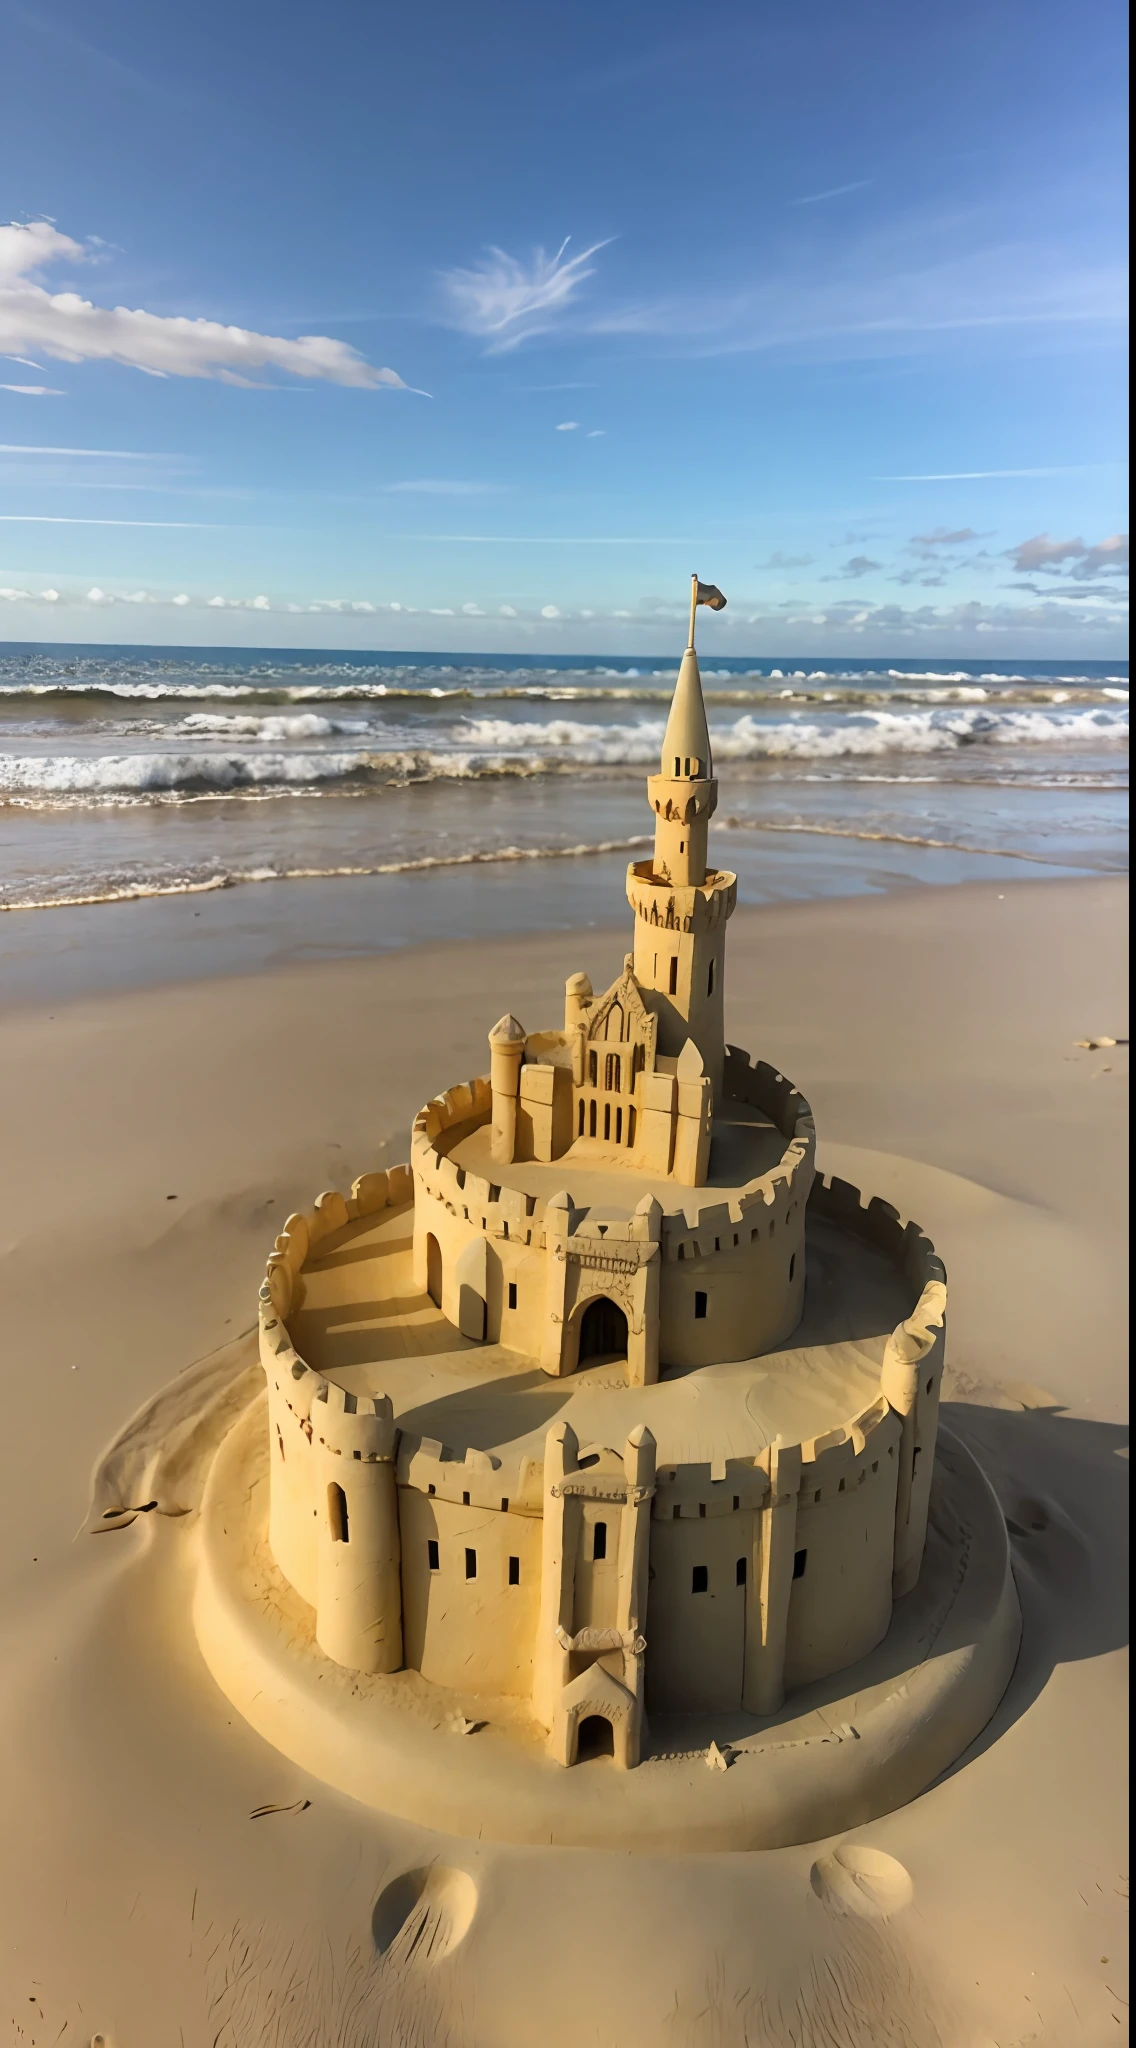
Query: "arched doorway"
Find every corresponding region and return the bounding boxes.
[575,1713,615,1760]
[578,1296,628,1364]
[426,1233,442,1308]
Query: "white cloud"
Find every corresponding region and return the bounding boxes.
[172,592,190,605]
[0,221,418,390]
[1,382,65,395]
[555,421,579,432]
[498,604,517,617]
[461,602,484,616]
[540,604,561,618]
[586,429,605,438]
[441,236,611,351]
[1007,531,1128,580]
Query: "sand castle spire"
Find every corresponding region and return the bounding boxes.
[622,576,735,1105]
[659,575,721,785]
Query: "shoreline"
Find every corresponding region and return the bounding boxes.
[0,843,1123,1012]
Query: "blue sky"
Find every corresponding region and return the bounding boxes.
[0,0,1128,655]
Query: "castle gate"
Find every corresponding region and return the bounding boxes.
[578,1296,628,1364]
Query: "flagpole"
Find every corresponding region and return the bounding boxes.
[688,572,699,650]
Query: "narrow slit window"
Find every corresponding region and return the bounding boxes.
[694,1290,708,1319]
[327,1483,349,1544]
[592,1520,608,1561]
[679,839,685,854]
[276,1427,285,1461]
[615,1106,623,1144]
[627,1106,637,1147]
[427,1539,440,1571]
[465,1547,477,1580]
[789,1253,796,1281]
[589,1099,597,1137]
[674,755,682,775]
[508,1281,517,1310]
[668,955,679,995]
[500,1497,509,1512]
[691,1565,708,1594]
[604,1102,611,1141]
[925,1377,933,1394]
[462,1490,470,1506]
[588,1049,598,1086]
[508,1555,520,1585]
[793,1548,808,1580]
[578,1098,586,1136]
[736,1556,746,1586]
[733,1495,740,1510]
[707,958,715,996]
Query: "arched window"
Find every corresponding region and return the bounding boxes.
[426,1233,442,1307]
[588,1049,598,1086]
[589,1098,597,1137]
[604,1052,618,1092]
[578,1097,586,1136]
[327,1483,349,1544]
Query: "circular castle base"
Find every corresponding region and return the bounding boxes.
[193,1396,1020,1854]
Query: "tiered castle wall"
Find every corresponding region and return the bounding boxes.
[408,1048,815,1374]
[258,1154,946,1758]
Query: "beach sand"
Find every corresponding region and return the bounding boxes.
[0,875,1128,2045]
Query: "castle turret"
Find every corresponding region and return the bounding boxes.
[627,576,737,1103]
[489,1013,526,1164]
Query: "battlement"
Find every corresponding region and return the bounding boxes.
[625,862,737,931]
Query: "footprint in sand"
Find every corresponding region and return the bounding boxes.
[372,1865,479,1964]
[810,1842,914,1919]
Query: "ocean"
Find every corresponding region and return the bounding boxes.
[0,645,1127,923]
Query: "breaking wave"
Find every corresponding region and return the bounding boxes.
[0,701,1126,805]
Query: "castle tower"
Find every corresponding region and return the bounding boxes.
[627,577,737,1102]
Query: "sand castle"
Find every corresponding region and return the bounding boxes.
[231,576,1007,1817]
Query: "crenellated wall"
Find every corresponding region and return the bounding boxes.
[258,1147,947,1759]
[407,1045,815,1375]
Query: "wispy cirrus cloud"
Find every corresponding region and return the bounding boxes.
[582,204,1126,362]
[1,381,65,395]
[910,527,985,545]
[791,180,873,206]
[0,222,421,390]
[440,236,612,351]
[382,479,503,496]
[0,442,178,457]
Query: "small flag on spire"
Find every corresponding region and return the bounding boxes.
[694,580,727,611]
